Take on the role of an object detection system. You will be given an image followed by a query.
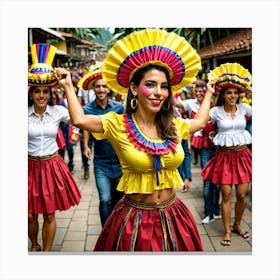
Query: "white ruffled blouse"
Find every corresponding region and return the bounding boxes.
[210,103,252,147]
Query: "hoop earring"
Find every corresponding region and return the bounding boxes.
[130,96,138,109]
[162,102,170,110]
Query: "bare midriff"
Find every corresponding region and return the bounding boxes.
[126,188,175,204]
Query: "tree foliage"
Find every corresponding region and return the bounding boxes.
[57,28,102,41]
[107,27,239,50]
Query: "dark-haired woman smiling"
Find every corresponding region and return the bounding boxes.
[201,63,252,246]
[54,29,216,252]
[28,85,81,251]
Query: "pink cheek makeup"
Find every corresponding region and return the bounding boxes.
[139,85,152,96]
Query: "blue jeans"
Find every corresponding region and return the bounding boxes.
[94,166,123,226]
[178,139,192,181]
[246,119,252,135]
[59,123,74,172]
[201,147,220,217]
[79,133,92,171]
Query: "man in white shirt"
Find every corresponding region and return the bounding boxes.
[77,88,96,105]
[76,88,95,179]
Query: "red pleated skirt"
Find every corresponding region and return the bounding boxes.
[94,194,203,252]
[28,153,81,214]
[56,127,66,149]
[191,135,203,149]
[201,147,252,185]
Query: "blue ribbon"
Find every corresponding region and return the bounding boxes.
[153,155,161,186]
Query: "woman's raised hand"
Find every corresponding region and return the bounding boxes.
[54,67,72,88]
[205,79,216,95]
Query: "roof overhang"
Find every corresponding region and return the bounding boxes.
[198,29,252,59]
[39,28,65,40]
[55,49,68,56]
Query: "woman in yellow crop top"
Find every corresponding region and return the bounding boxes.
[54,29,215,251]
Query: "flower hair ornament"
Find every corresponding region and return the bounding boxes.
[208,62,252,93]
[101,28,202,94]
[28,43,57,86]
[77,61,103,90]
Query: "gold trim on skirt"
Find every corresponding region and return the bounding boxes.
[124,193,176,210]
[28,151,58,161]
[218,145,247,152]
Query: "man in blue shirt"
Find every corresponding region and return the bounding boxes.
[81,71,124,226]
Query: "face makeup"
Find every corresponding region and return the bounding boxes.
[139,85,152,96]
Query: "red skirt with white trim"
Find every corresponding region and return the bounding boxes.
[94,195,203,252]
[201,147,252,185]
[28,154,81,214]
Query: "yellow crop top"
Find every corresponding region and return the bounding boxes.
[93,112,191,194]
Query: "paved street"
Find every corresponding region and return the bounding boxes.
[29,144,252,253]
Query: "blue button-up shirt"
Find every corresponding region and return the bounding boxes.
[83,99,124,178]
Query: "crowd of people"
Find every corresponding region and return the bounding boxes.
[28,28,252,252]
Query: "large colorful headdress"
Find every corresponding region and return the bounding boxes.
[28,43,57,86]
[208,62,252,93]
[102,28,202,94]
[77,61,103,90]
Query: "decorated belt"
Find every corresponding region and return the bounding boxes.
[28,151,58,161]
[124,193,176,210]
[218,145,247,152]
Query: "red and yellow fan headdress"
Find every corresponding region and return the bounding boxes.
[102,28,202,94]
[208,62,252,93]
[77,61,103,90]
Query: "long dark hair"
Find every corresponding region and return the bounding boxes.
[216,86,241,106]
[125,64,177,140]
[28,86,54,107]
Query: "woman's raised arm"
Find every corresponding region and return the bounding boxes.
[189,80,215,134]
[54,67,104,133]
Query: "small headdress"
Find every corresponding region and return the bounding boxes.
[28,43,57,86]
[208,62,252,92]
[77,61,103,90]
[101,28,202,94]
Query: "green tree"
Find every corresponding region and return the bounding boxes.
[56,28,102,41]
[107,27,238,50]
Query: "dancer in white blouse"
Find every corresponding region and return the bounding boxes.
[28,43,81,251]
[201,63,252,246]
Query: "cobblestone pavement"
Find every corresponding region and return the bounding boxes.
[29,144,252,253]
